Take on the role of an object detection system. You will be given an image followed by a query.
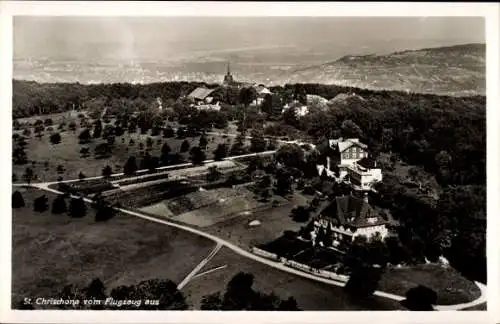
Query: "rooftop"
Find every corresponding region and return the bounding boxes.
[328,138,368,152]
[187,87,216,100]
[320,195,392,228]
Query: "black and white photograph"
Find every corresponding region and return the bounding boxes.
[1,2,499,323]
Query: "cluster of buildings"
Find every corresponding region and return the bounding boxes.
[186,63,273,111]
[311,137,393,250]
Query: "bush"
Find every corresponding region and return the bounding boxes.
[12,191,25,208]
[123,156,138,175]
[49,132,62,144]
[190,146,206,165]
[401,285,437,311]
[213,144,228,161]
[291,206,310,222]
[33,195,49,213]
[69,197,87,218]
[344,264,383,298]
[51,195,67,214]
[180,140,190,153]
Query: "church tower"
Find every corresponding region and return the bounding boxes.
[223,62,234,85]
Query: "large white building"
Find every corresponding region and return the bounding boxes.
[311,194,393,251]
[317,138,382,191]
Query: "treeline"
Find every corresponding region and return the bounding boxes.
[12,79,218,118]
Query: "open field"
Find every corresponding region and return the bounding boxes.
[204,193,306,248]
[140,184,308,249]
[11,187,215,308]
[181,246,405,310]
[378,264,481,305]
[141,187,265,227]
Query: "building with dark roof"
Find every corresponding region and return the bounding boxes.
[312,194,394,250]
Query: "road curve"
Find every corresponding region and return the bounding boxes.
[19,182,487,311]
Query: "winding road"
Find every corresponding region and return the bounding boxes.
[12,147,486,311]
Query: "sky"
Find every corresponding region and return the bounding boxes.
[14,16,485,61]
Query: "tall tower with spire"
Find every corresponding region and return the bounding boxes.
[223,61,234,85]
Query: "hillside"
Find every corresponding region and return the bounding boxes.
[286,44,485,96]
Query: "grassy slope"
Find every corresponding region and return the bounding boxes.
[182,246,404,310]
[378,264,481,305]
[203,192,308,248]
[11,187,214,307]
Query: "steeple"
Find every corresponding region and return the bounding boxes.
[223,61,234,85]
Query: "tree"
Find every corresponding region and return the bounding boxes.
[206,166,222,182]
[159,142,172,165]
[401,286,437,311]
[13,147,28,165]
[199,134,208,150]
[69,197,87,218]
[12,191,25,208]
[94,143,112,159]
[94,198,117,222]
[93,120,103,138]
[276,144,305,169]
[291,205,310,222]
[85,278,107,308]
[239,87,257,130]
[213,143,228,161]
[102,165,113,178]
[283,106,300,128]
[51,194,67,214]
[68,121,77,132]
[250,128,267,153]
[78,128,92,144]
[230,132,246,156]
[201,272,300,310]
[123,156,138,175]
[146,137,154,148]
[57,165,65,175]
[23,167,34,184]
[140,152,156,171]
[78,172,86,181]
[267,138,279,151]
[260,188,271,202]
[49,133,62,145]
[275,169,293,195]
[180,140,190,153]
[190,146,206,165]
[163,126,175,138]
[344,264,383,298]
[33,195,49,213]
[341,119,363,139]
[80,147,90,158]
[22,128,31,137]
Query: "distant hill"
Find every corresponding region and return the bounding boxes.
[286,44,485,96]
